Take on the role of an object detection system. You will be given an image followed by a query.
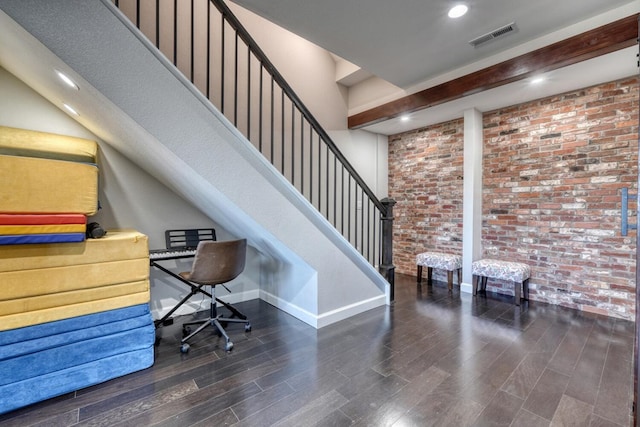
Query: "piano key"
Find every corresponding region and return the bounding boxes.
[149,249,197,260]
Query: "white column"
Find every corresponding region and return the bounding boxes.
[461,108,483,293]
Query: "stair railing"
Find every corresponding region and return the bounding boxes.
[113,0,395,291]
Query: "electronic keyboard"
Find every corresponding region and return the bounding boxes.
[149,228,217,261]
[149,248,197,261]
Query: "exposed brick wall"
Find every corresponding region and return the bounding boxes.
[388,119,464,280]
[483,77,638,319]
[389,77,638,319]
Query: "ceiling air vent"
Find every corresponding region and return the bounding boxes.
[469,22,517,47]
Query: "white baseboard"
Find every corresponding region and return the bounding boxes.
[259,290,386,329]
[460,282,473,294]
[258,290,319,328]
[154,288,386,330]
[316,294,387,328]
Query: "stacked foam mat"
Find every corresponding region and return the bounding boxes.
[0,125,99,242]
[0,126,155,414]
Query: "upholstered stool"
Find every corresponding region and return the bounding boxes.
[472,259,531,305]
[416,252,462,291]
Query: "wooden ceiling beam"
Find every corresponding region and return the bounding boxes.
[348,14,639,129]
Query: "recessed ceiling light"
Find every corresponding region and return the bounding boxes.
[448,4,468,18]
[63,103,79,116]
[56,70,78,90]
[400,115,410,122]
[531,76,546,84]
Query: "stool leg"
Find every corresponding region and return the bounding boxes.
[447,271,453,291]
[417,265,423,283]
[515,281,521,306]
[427,267,433,286]
[472,275,478,295]
[457,268,462,285]
[523,279,530,300]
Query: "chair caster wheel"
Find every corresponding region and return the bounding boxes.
[225,341,234,352]
[182,326,191,338]
[244,322,252,332]
[180,343,190,353]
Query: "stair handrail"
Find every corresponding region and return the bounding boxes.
[209,0,385,213]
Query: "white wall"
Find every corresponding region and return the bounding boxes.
[0,65,260,319]
[346,75,404,117]
[329,129,389,199]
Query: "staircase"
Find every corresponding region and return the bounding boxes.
[0,0,391,327]
[112,0,394,277]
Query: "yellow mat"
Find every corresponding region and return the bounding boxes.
[0,230,148,272]
[0,280,149,316]
[0,154,98,215]
[0,224,86,235]
[0,258,150,300]
[0,291,151,332]
[0,125,97,164]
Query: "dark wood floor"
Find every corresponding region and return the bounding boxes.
[0,273,635,427]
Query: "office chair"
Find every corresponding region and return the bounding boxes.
[179,239,251,353]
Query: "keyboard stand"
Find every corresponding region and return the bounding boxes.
[151,260,211,328]
[151,228,217,328]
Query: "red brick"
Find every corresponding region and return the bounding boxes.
[388,77,638,320]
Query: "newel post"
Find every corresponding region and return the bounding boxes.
[380,197,396,302]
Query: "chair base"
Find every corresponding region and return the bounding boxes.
[180,290,251,353]
[181,316,251,352]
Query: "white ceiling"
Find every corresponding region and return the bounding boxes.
[232,0,639,135]
[231,0,636,88]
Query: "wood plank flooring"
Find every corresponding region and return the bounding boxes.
[0,273,634,426]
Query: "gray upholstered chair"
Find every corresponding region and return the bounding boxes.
[179,239,250,353]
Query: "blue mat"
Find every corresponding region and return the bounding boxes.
[0,349,154,414]
[0,304,155,414]
[0,232,85,245]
